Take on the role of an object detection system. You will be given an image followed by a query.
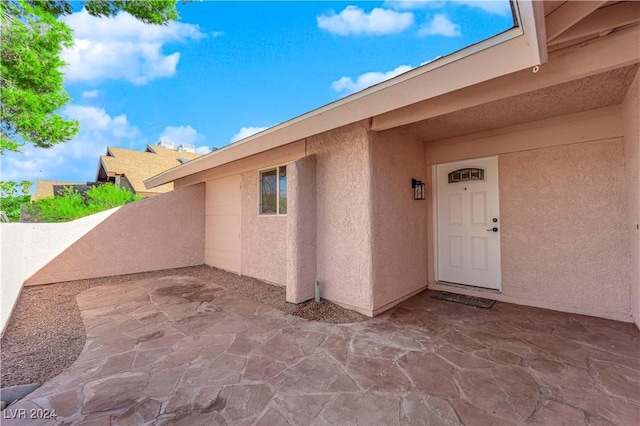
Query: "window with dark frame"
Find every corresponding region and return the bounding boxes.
[259,165,287,215]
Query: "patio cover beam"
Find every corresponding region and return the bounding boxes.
[550,1,640,45]
[545,0,607,42]
[371,25,639,132]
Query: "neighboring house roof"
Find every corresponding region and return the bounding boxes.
[33,180,86,201]
[97,145,202,197]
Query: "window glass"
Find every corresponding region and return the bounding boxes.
[260,168,277,214]
[448,168,485,184]
[279,165,287,214]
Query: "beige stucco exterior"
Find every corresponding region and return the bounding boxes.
[142,5,639,325]
[369,128,429,314]
[196,122,374,314]
[188,73,639,322]
[499,139,631,320]
[240,171,287,286]
[305,121,374,314]
[3,2,638,336]
[1,208,120,335]
[222,88,637,322]
[205,175,242,273]
[25,184,205,285]
[286,155,317,303]
[622,70,640,328]
[426,106,634,322]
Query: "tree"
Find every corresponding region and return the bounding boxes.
[0,0,179,154]
[20,179,32,194]
[0,180,28,222]
[0,181,17,196]
[22,183,141,222]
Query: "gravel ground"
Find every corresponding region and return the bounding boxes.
[1,265,367,387]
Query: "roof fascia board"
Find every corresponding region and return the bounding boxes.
[174,140,306,188]
[146,1,546,189]
[550,2,640,46]
[372,24,639,131]
[517,0,548,64]
[546,0,608,42]
[95,157,109,181]
[425,105,623,165]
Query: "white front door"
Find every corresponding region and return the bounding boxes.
[436,156,501,290]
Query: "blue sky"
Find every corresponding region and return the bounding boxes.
[1,0,514,187]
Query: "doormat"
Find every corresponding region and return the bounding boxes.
[431,291,495,309]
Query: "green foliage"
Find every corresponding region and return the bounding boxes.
[24,1,180,23]
[0,181,18,196]
[85,183,142,211]
[80,1,179,24]
[0,180,34,221]
[19,180,32,194]
[24,183,141,222]
[27,186,85,222]
[1,0,179,154]
[0,194,30,222]
[1,0,78,153]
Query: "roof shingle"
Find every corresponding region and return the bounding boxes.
[33,180,86,201]
[98,145,202,196]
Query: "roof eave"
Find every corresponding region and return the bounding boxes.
[145,0,545,190]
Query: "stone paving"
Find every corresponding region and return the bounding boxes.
[3,276,639,425]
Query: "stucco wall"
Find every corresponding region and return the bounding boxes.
[0,208,118,335]
[205,175,242,273]
[370,128,428,313]
[622,69,640,328]
[498,139,632,322]
[306,120,373,314]
[240,171,287,286]
[427,108,634,322]
[26,184,205,285]
[286,155,317,303]
[1,224,28,335]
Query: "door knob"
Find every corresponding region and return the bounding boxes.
[486,227,498,232]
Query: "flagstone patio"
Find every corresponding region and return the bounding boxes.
[2,275,639,425]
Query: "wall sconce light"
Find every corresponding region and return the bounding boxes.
[412,179,425,200]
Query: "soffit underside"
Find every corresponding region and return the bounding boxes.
[399,64,637,143]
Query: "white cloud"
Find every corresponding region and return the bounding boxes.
[386,0,511,15]
[332,65,413,93]
[61,10,206,85]
[64,105,140,139]
[82,90,99,98]
[230,126,270,143]
[0,106,140,183]
[384,1,444,10]
[159,125,199,145]
[420,55,442,66]
[419,14,461,37]
[455,1,512,16]
[317,6,414,36]
[159,125,210,154]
